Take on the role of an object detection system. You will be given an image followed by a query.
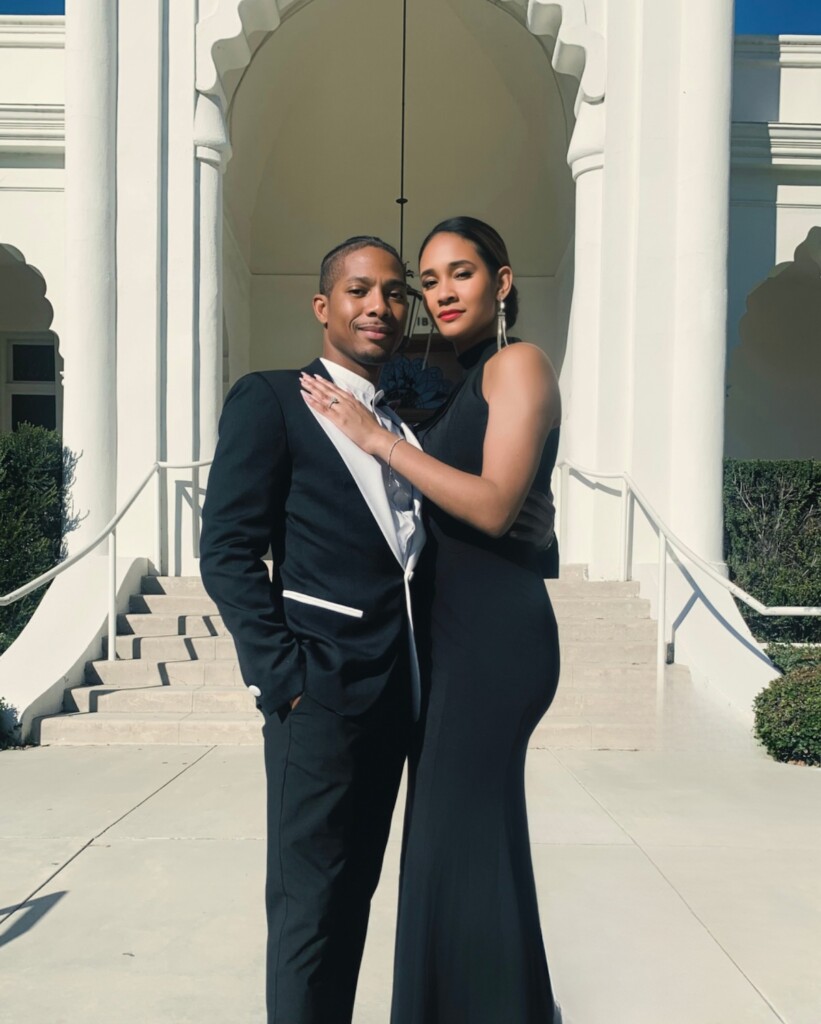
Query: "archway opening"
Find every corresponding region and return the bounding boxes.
[0,245,62,436]
[222,0,575,386]
[726,227,821,459]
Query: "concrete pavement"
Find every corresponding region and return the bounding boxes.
[2,686,820,1024]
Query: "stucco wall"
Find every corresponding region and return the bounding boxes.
[0,17,65,437]
[728,37,821,460]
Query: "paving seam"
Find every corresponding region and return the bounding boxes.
[0,745,217,928]
[555,756,788,1023]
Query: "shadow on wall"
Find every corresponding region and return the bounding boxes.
[726,227,821,459]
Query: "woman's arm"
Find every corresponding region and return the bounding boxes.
[300,343,560,538]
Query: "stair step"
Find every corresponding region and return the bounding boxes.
[37,711,262,746]
[69,684,656,720]
[85,659,242,687]
[118,613,228,637]
[123,614,655,643]
[546,579,640,599]
[560,641,655,665]
[130,594,220,615]
[104,634,237,661]
[558,619,656,642]
[67,685,256,714]
[550,597,651,620]
[558,564,587,581]
[38,709,655,750]
[141,576,209,596]
[99,639,653,668]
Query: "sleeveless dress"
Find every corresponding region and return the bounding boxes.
[391,337,562,1024]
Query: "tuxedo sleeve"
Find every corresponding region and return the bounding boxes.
[200,372,304,716]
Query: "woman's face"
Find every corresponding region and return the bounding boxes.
[418,232,511,350]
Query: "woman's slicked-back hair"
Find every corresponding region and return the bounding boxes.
[419,216,519,328]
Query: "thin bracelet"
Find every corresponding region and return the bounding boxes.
[387,436,406,476]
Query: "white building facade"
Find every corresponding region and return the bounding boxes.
[1,1,819,734]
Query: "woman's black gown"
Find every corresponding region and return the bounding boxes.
[391,338,561,1024]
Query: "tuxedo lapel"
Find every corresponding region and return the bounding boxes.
[301,360,405,568]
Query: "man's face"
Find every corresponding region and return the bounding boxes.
[313,247,409,376]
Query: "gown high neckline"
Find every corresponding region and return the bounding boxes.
[456,336,497,370]
[456,335,522,370]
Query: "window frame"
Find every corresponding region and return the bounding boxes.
[1,332,63,434]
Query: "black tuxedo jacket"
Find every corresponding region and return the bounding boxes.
[199,361,419,717]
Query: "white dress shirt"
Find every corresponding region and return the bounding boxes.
[319,358,422,567]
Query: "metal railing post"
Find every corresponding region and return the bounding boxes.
[107,529,117,662]
[559,462,570,558]
[656,528,667,688]
[619,480,630,582]
[154,464,163,575]
[192,465,201,559]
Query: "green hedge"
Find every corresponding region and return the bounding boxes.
[0,425,72,657]
[754,664,821,766]
[0,695,15,749]
[766,644,821,675]
[724,460,821,643]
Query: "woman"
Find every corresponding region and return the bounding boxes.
[301,217,562,1023]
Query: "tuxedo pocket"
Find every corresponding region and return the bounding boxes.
[282,590,364,619]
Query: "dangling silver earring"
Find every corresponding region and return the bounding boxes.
[421,319,436,370]
[497,299,509,351]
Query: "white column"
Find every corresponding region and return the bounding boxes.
[560,101,606,567]
[194,92,230,462]
[62,0,117,551]
[670,0,735,566]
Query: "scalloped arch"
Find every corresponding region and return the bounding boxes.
[523,0,605,113]
[0,243,54,331]
[196,0,605,115]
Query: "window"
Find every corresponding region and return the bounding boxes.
[2,335,61,433]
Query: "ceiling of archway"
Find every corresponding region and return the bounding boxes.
[225,0,573,280]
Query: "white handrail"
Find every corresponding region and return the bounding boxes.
[557,459,820,685]
[0,460,212,663]
[560,459,821,617]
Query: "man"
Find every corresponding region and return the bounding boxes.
[200,237,424,1024]
[200,236,555,1023]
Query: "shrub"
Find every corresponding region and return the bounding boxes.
[724,460,821,643]
[754,664,821,766]
[766,644,821,675]
[0,425,75,656]
[0,696,17,749]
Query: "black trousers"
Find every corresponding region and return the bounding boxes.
[262,672,412,1024]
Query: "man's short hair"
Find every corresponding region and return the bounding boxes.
[319,236,404,296]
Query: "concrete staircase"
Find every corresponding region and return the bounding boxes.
[37,566,677,748]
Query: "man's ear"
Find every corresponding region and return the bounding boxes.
[312,293,329,328]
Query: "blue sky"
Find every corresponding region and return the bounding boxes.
[736,0,820,34]
[0,0,818,35]
[0,1,64,13]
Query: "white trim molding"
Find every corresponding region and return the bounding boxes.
[0,104,64,155]
[732,122,821,170]
[734,35,821,69]
[0,15,65,50]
